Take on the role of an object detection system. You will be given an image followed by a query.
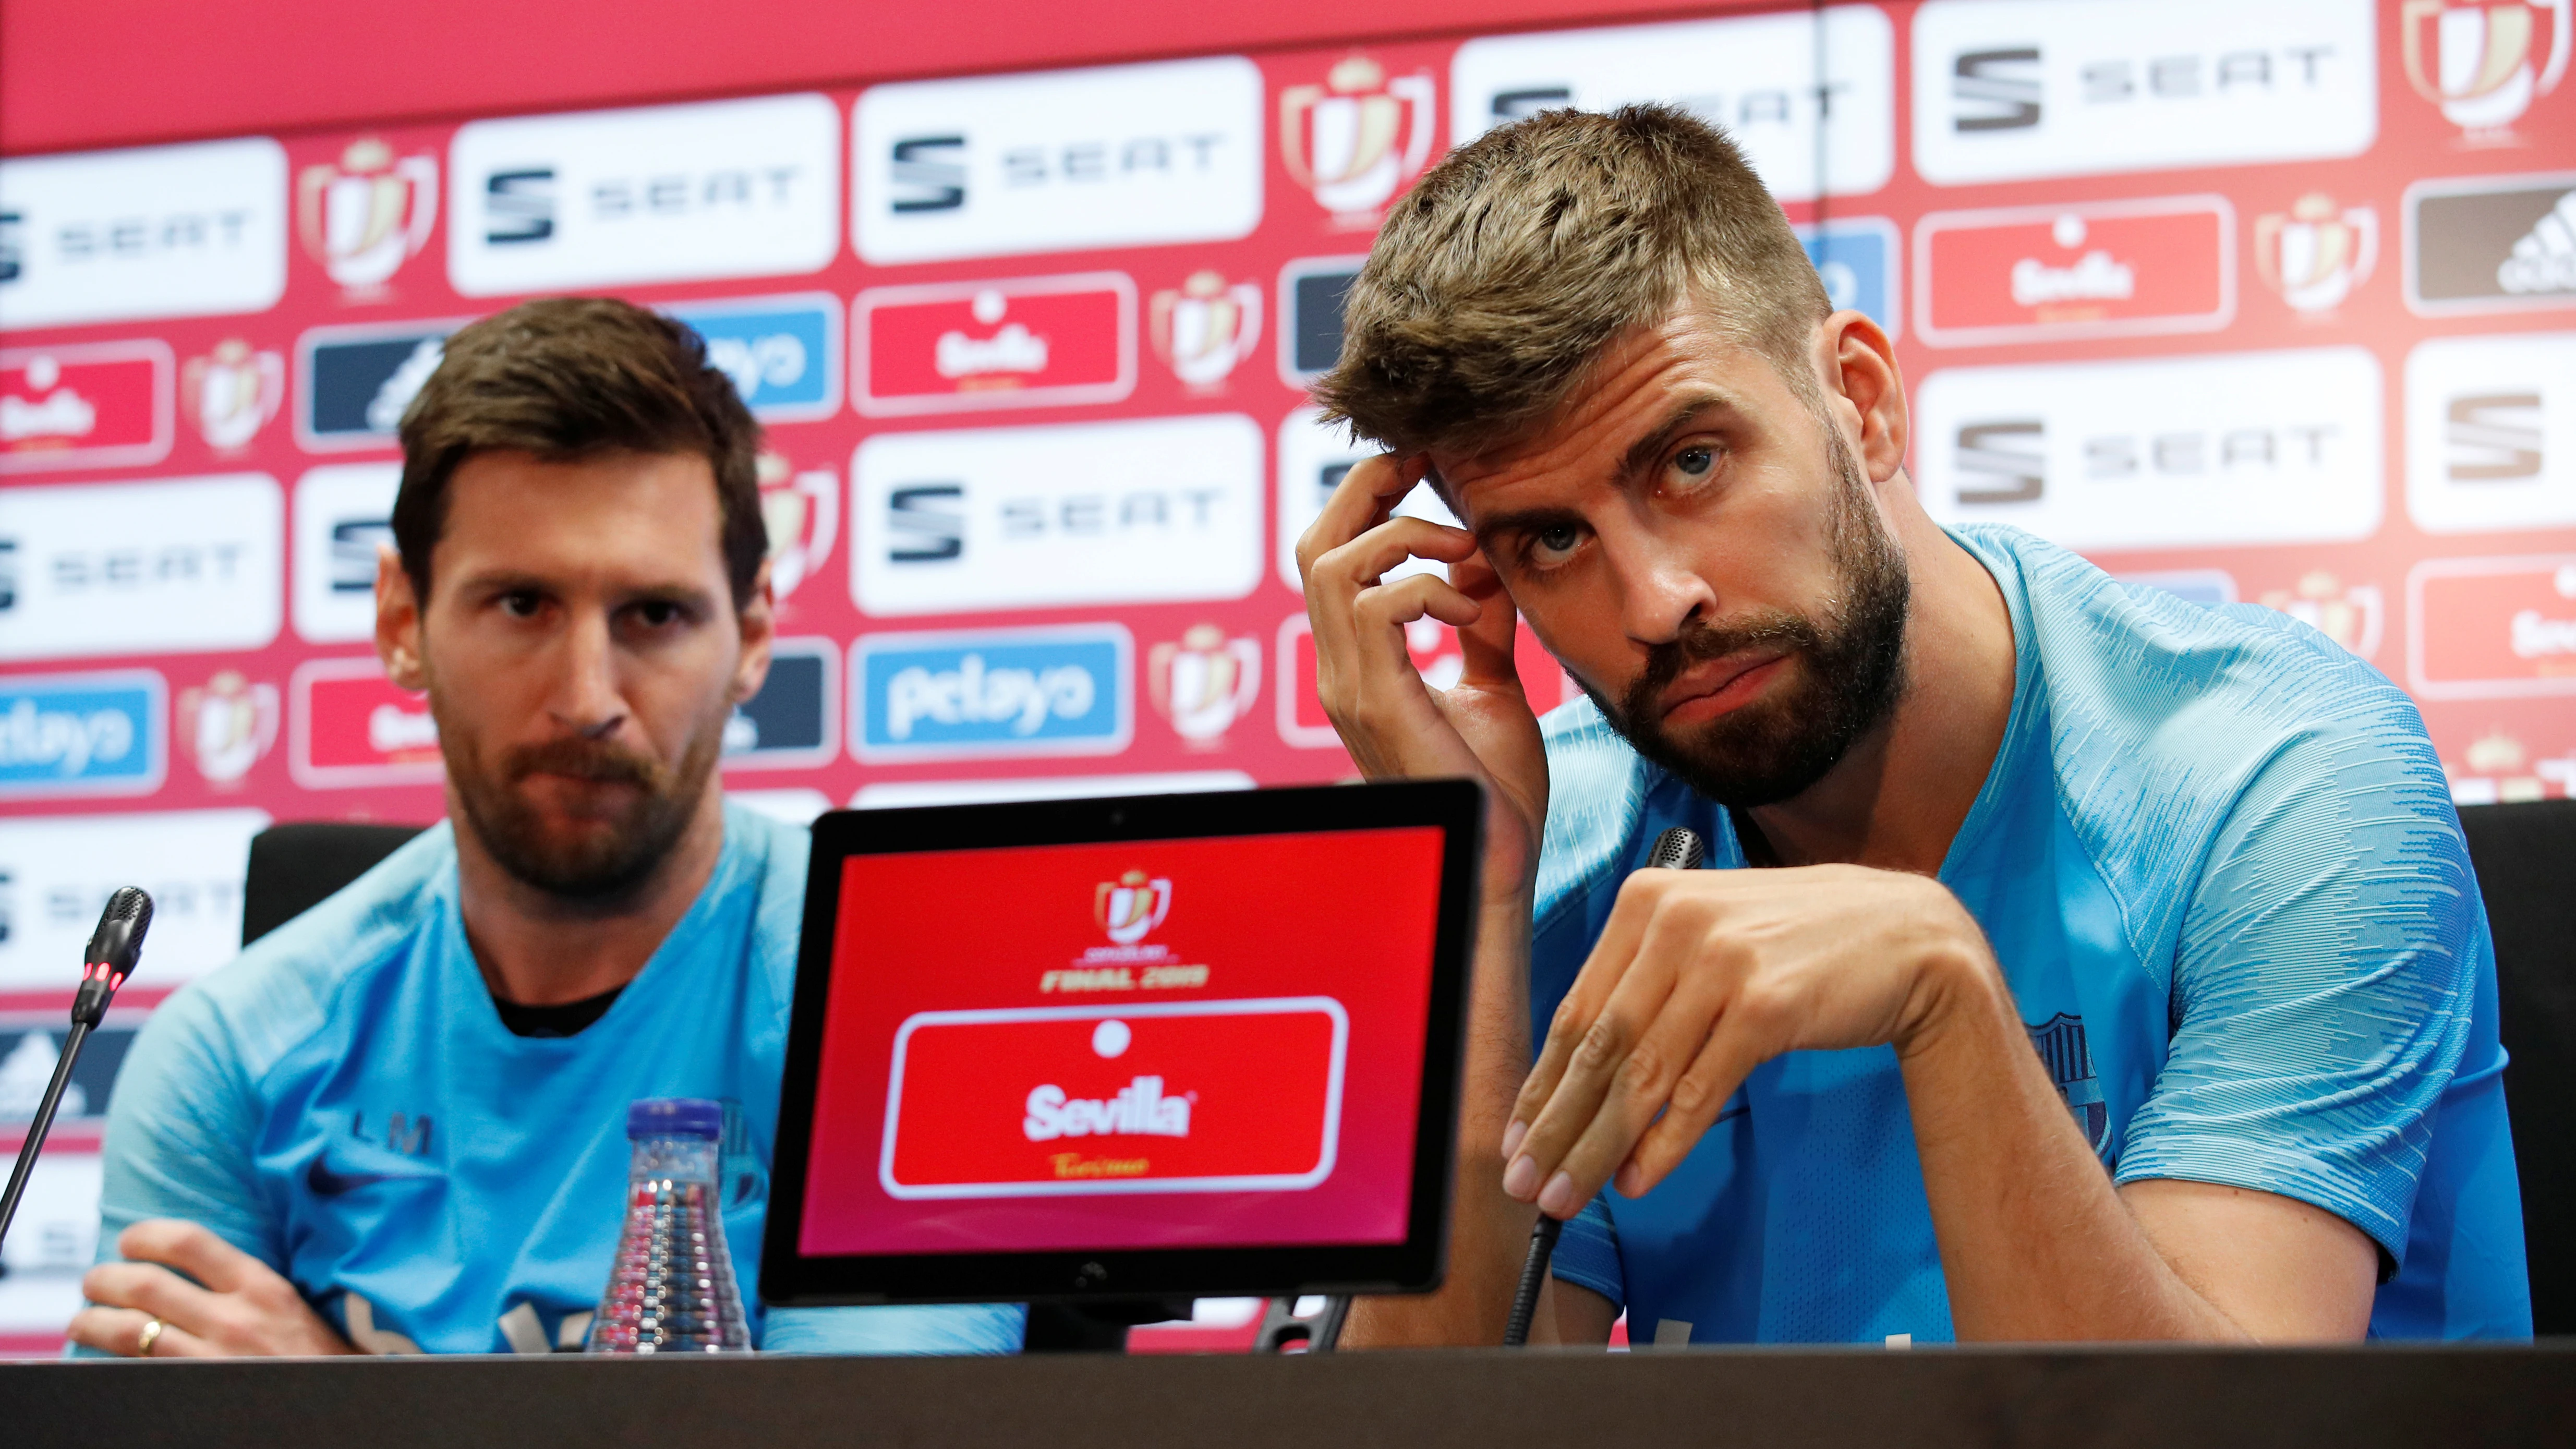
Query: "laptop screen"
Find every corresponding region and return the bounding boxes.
[794,825,1448,1260]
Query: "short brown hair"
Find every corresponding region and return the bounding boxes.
[1313,104,1831,458]
[393,296,766,607]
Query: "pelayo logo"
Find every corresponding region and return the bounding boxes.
[853,624,1132,762]
[0,670,165,800]
[666,294,840,422]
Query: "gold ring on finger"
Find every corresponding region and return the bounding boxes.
[136,1318,165,1357]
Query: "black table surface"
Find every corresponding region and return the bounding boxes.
[7,1343,2573,1448]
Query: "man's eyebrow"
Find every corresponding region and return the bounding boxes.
[1616,393,1740,487]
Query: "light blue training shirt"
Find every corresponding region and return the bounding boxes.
[1539,524,2530,1342]
[90,802,1027,1355]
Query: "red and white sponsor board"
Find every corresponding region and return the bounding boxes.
[0,341,173,474]
[7,0,2576,1356]
[288,656,441,788]
[853,273,1136,416]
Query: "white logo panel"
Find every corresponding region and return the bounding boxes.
[854,57,1264,265]
[853,414,1264,616]
[292,463,401,644]
[1914,348,2384,551]
[0,809,269,989]
[0,474,284,661]
[1912,0,2377,185]
[2405,332,2576,535]
[448,94,840,295]
[0,138,287,329]
[1450,6,1894,201]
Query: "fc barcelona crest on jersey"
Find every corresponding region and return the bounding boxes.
[2026,1012,2109,1155]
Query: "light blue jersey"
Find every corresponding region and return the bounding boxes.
[1538,525,2529,1343]
[90,803,1025,1356]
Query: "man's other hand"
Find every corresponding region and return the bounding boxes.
[68,1219,358,1358]
[1295,453,1549,902]
[1504,864,1990,1215]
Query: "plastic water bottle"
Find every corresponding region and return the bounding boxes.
[586,1098,751,1354]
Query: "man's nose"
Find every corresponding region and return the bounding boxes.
[548,608,629,739]
[1608,525,1716,647]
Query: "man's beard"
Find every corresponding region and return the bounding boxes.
[441,708,725,902]
[1581,422,1910,808]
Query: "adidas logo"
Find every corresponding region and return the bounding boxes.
[2501,190,2576,296]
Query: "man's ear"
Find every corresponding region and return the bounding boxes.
[1815,310,1908,485]
[729,559,776,706]
[374,546,428,691]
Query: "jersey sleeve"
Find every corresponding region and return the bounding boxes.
[92,985,279,1266]
[1549,1191,1626,1308]
[2112,700,2483,1264]
[760,1303,1026,1355]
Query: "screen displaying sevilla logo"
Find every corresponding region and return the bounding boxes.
[798,826,1443,1256]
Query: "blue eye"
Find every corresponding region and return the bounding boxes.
[1674,446,1714,478]
[1529,523,1585,567]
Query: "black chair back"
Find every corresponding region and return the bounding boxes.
[240,822,427,947]
[2458,798,2576,1335]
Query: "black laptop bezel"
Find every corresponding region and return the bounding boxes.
[760,778,1483,1307]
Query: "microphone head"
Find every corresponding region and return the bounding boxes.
[85,887,154,979]
[1648,827,1706,873]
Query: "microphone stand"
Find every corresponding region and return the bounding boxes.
[0,1018,97,1253]
[0,887,152,1257]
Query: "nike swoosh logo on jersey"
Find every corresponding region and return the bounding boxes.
[305,1156,442,1196]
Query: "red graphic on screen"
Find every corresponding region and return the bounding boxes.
[799,827,1444,1257]
[855,273,1133,415]
[1917,198,2233,345]
[884,1001,1343,1197]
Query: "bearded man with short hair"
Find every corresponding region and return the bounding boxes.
[72,298,1024,1358]
[1299,106,2529,1345]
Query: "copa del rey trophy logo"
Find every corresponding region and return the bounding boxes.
[298,138,438,291]
[1150,624,1261,746]
[756,450,839,605]
[1280,55,1437,226]
[2259,572,2384,660]
[1096,871,1172,947]
[2403,0,2570,135]
[182,339,284,452]
[179,670,280,786]
[2255,195,2378,316]
[1150,272,1263,390]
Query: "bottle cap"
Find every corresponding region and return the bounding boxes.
[627,1097,724,1141]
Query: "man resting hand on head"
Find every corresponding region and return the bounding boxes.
[1297,106,2527,1347]
[72,298,1024,1358]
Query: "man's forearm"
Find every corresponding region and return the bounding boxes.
[1899,944,2252,1342]
[1345,893,1539,1347]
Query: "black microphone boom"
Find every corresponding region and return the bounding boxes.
[0,888,153,1255]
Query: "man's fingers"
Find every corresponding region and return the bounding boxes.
[1295,452,1430,585]
[119,1217,259,1294]
[82,1259,224,1332]
[1508,876,1670,1143]
[1447,551,1524,691]
[1507,901,1709,1213]
[1308,516,1480,605]
[1351,572,1482,636]
[67,1304,213,1358]
[1616,1015,1769,1199]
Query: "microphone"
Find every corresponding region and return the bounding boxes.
[0,888,153,1254]
[1503,828,1702,1347]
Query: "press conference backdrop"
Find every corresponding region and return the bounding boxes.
[1,0,2571,1357]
